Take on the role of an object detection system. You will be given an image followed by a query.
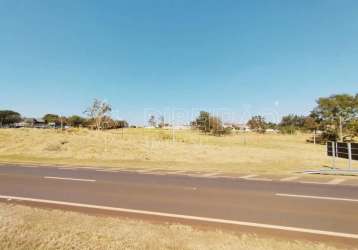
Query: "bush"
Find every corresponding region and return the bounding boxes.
[347,120,358,136]
[279,126,296,134]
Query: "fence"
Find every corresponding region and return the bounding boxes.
[327,141,358,169]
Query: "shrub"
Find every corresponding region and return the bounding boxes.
[279,126,296,134]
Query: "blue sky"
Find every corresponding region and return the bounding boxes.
[0,0,357,125]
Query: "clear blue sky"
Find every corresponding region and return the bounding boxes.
[1,0,357,125]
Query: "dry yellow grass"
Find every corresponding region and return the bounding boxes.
[0,203,352,250]
[0,128,357,174]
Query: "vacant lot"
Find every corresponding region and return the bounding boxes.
[0,203,351,250]
[0,128,356,174]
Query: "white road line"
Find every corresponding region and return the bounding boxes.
[167,170,187,174]
[135,169,154,173]
[280,176,300,182]
[58,167,79,170]
[149,172,167,175]
[247,177,273,182]
[215,175,241,179]
[276,193,358,203]
[84,168,105,171]
[95,169,120,173]
[102,168,124,171]
[299,181,328,185]
[173,170,187,173]
[202,173,220,177]
[44,176,96,182]
[240,174,258,179]
[1,195,358,240]
[327,178,346,185]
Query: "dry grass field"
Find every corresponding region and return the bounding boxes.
[0,203,352,250]
[0,128,357,174]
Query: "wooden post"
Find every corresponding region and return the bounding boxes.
[332,141,336,169]
[348,143,352,170]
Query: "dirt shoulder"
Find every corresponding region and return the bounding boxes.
[0,202,353,250]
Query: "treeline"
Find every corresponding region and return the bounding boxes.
[249,94,358,141]
[1,94,357,140]
[246,114,317,134]
[192,93,358,141]
[0,99,128,130]
[41,114,129,129]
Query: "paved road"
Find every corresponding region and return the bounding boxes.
[0,164,358,246]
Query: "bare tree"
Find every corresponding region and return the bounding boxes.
[84,99,112,130]
[148,115,156,127]
[158,115,165,128]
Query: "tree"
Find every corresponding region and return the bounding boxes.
[304,116,319,132]
[266,122,278,130]
[247,116,267,133]
[195,111,210,133]
[193,111,228,135]
[148,115,156,127]
[101,116,129,129]
[304,116,319,144]
[84,99,112,130]
[158,116,165,128]
[312,94,358,141]
[279,114,306,128]
[278,114,306,134]
[0,110,21,127]
[347,119,358,136]
[67,115,86,127]
[116,120,129,128]
[43,114,60,124]
[209,116,225,135]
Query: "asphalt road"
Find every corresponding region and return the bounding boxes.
[1,164,358,246]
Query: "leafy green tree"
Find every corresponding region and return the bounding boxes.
[312,94,358,141]
[247,116,267,133]
[67,115,86,127]
[347,119,358,136]
[195,111,210,133]
[266,122,278,130]
[0,110,21,126]
[193,111,227,135]
[303,116,319,132]
[43,114,60,124]
[278,114,306,134]
[102,116,129,129]
[304,116,320,143]
[116,120,129,128]
[209,116,225,135]
[280,114,306,128]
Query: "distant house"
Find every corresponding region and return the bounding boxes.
[236,124,251,132]
[23,118,47,128]
[13,122,26,128]
[162,125,191,130]
[48,122,56,128]
[173,125,191,130]
[223,123,235,129]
